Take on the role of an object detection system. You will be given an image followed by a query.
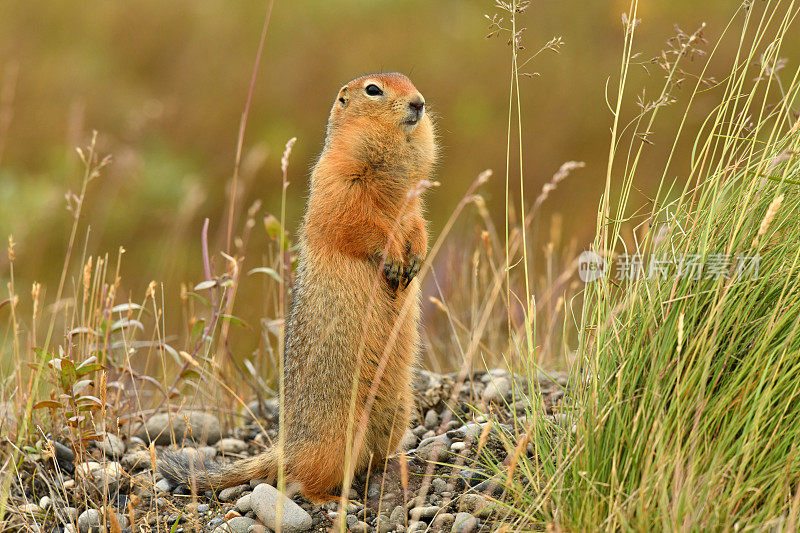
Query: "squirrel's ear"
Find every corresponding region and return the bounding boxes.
[336,86,349,107]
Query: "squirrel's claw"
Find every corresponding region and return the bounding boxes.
[383,258,402,292]
[401,254,422,289]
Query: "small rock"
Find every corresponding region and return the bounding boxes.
[377,515,394,533]
[390,505,406,524]
[450,441,466,452]
[410,506,439,520]
[98,433,126,458]
[400,429,418,450]
[77,508,102,533]
[459,493,494,517]
[212,516,256,533]
[482,376,511,404]
[244,398,279,422]
[423,409,438,430]
[451,512,478,533]
[248,525,269,533]
[346,514,358,529]
[39,496,52,511]
[135,411,221,445]
[219,484,250,502]
[60,506,79,523]
[433,513,455,530]
[236,493,252,513]
[208,517,225,530]
[63,479,75,490]
[456,470,490,490]
[19,503,42,514]
[50,440,75,462]
[121,450,151,471]
[198,503,210,513]
[407,521,426,533]
[155,478,173,493]
[352,521,369,533]
[198,445,218,460]
[431,478,447,493]
[126,435,147,451]
[217,438,248,454]
[415,435,451,461]
[250,483,313,533]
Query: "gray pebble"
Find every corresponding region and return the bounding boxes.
[400,429,418,450]
[410,505,439,520]
[250,483,312,533]
[423,409,438,430]
[451,512,478,533]
[482,376,511,404]
[346,514,358,528]
[459,493,494,517]
[390,505,406,525]
[60,506,79,523]
[236,493,252,513]
[77,508,102,533]
[433,513,455,530]
[431,477,447,493]
[377,515,394,533]
[18,503,42,514]
[135,410,221,445]
[155,478,173,493]
[415,434,451,461]
[407,521,426,533]
[99,433,126,458]
[197,503,210,513]
[50,440,74,462]
[216,438,248,454]
[120,450,151,471]
[211,516,256,533]
[351,521,369,533]
[39,496,52,511]
[219,484,249,502]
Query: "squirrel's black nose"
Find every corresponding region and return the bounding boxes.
[408,97,425,116]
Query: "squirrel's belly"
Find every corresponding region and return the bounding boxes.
[285,252,419,405]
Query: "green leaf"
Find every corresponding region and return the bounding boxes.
[219,314,250,330]
[194,280,217,291]
[190,320,206,342]
[186,292,211,307]
[248,267,282,282]
[33,400,62,410]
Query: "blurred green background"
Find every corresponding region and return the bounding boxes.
[1,0,795,359]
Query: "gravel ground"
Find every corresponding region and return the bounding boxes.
[5,368,568,532]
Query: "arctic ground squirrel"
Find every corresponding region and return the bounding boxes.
[160,72,437,501]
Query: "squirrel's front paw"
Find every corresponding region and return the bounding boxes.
[382,257,403,292]
[401,254,422,289]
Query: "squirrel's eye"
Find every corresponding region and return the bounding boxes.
[365,84,383,97]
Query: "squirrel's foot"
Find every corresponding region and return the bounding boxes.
[401,254,422,289]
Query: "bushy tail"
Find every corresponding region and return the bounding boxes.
[159,448,279,492]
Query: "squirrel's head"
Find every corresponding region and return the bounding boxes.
[324,73,436,175]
